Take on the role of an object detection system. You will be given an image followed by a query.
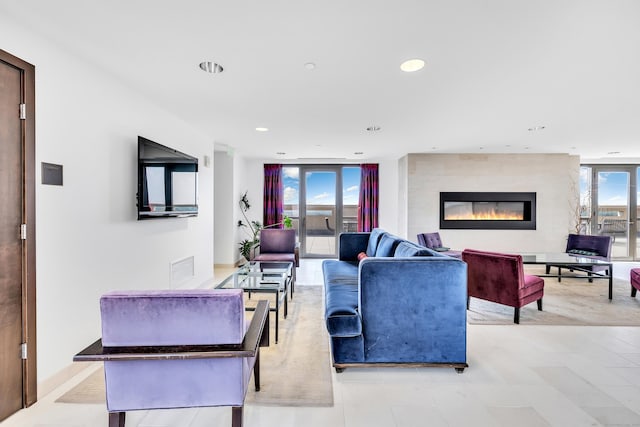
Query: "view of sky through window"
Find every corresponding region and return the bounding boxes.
[282,166,360,207]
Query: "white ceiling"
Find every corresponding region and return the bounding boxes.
[3,0,640,161]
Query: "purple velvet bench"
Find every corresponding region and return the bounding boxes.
[74,289,269,427]
[632,268,640,297]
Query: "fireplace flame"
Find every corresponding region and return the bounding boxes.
[445,209,524,221]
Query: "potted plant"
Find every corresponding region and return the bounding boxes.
[237,191,292,261]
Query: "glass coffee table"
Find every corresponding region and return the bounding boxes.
[216,261,292,343]
[519,252,614,300]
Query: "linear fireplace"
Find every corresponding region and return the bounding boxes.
[440,192,536,230]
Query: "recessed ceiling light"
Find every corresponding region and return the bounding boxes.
[354,151,364,155]
[255,127,269,132]
[366,126,381,132]
[528,126,546,131]
[276,152,286,155]
[304,62,316,70]
[400,59,425,72]
[199,61,223,74]
[607,151,621,155]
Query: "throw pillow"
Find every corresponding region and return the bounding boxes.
[567,249,599,256]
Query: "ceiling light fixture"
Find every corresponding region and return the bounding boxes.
[354,151,364,155]
[607,151,621,155]
[400,58,425,72]
[255,127,269,132]
[304,62,316,70]
[366,126,381,132]
[199,61,223,74]
[528,126,546,131]
[276,152,286,155]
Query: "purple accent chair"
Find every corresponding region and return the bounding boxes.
[96,289,267,427]
[546,234,613,282]
[462,249,544,324]
[417,232,462,258]
[254,228,298,287]
[631,268,640,297]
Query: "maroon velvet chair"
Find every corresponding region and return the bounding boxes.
[462,249,544,324]
[254,228,297,287]
[631,268,640,298]
[416,232,462,259]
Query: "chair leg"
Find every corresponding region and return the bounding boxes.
[537,298,543,311]
[632,287,637,298]
[545,265,550,274]
[254,350,261,391]
[109,412,125,427]
[588,272,593,283]
[466,296,470,310]
[232,406,244,427]
[513,307,520,324]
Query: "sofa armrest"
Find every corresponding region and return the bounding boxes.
[339,232,370,261]
[357,257,468,362]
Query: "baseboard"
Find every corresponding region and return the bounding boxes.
[37,362,95,400]
[214,263,237,269]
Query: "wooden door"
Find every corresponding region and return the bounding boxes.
[0,50,37,421]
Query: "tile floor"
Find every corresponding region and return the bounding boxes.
[2,260,640,427]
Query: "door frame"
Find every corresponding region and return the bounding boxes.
[0,49,37,407]
[299,165,344,258]
[589,165,638,260]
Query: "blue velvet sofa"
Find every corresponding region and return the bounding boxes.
[322,228,468,373]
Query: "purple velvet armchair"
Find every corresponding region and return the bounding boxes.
[254,228,298,287]
[462,249,544,324]
[74,289,269,427]
[546,234,612,282]
[631,268,640,298]
[416,232,462,258]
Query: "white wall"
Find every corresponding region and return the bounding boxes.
[1,18,215,382]
[214,150,235,265]
[402,153,580,252]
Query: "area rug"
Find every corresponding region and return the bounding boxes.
[56,286,333,407]
[467,266,640,325]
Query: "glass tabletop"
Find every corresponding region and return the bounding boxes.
[217,261,292,291]
[518,252,611,265]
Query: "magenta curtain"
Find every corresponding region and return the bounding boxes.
[357,164,379,232]
[263,164,283,227]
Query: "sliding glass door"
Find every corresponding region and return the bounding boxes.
[282,165,360,258]
[584,165,639,260]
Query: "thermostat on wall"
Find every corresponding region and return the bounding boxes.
[42,162,63,186]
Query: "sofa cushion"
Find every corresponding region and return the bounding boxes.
[322,260,361,337]
[393,241,435,257]
[365,228,386,257]
[375,233,402,257]
[322,260,359,286]
[324,285,362,337]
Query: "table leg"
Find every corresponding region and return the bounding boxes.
[274,289,279,344]
[284,281,288,319]
[609,265,613,300]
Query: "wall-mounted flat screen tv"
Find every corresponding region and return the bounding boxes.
[137,136,198,219]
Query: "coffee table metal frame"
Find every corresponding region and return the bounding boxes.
[216,261,292,343]
[519,252,614,300]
